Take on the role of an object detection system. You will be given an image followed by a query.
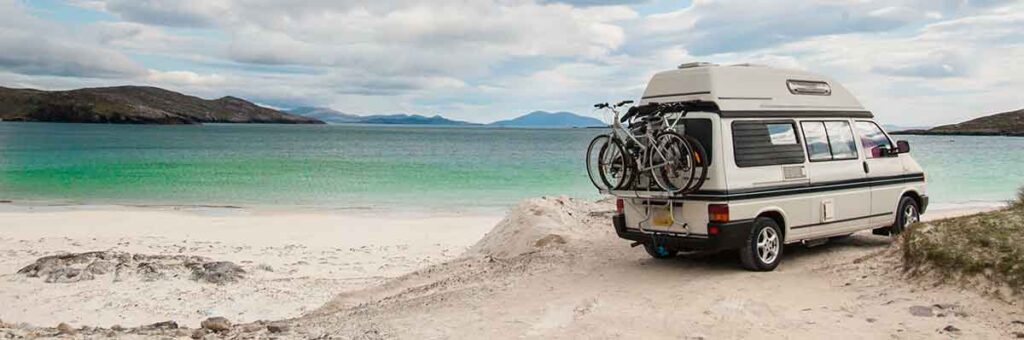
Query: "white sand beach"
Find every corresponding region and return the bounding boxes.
[1,199,1020,339]
[0,204,500,327]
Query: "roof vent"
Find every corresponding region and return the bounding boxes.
[678,62,716,69]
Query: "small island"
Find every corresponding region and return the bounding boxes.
[892,108,1024,137]
[0,86,323,125]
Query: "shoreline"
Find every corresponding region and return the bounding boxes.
[0,199,511,220]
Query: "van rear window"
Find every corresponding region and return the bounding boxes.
[679,118,713,165]
[732,120,806,167]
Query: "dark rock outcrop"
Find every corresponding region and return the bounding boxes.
[16,251,245,284]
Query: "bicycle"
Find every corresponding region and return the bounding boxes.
[586,101,708,194]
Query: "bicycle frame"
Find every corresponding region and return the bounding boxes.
[601,104,686,173]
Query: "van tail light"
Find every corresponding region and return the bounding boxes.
[708,204,730,223]
[615,199,624,214]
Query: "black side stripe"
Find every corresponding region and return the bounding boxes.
[641,91,712,100]
[680,173,925,201]
[790,212,892,230]
[719,110,874,118]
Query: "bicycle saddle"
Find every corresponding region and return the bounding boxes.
[620,103,661,123]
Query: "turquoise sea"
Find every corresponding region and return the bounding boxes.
[1,122,1022,212]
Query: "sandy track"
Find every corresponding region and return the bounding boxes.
[275,198,1023,339]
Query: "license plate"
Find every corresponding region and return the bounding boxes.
[652,208,674,226]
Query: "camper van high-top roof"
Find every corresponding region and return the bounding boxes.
[640,63,867,115]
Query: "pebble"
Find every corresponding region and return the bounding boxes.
[201,317,232,333]
[908,305,934,317]
[267,324,290,333]
[943,325,961,333]
[148,321,178,329]
[56,323,75,335]
[191,329,206,339]
[242,324,264,332]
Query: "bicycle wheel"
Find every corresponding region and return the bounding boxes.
[649,131,695,193]
[681,134,709,193]
[585,135,611,190]
[597,138,633,190]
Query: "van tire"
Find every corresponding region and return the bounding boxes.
[891,196,921,235]
[739,218,784,271]
[643,244,678,259]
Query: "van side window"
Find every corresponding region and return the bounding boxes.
[800,120,858,161]
[732,120,805,167]
[801,122,831,161]
[766,124,798,145]
[825,121,858,160]
[855,121,894,158]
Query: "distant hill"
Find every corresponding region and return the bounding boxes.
[288,107,364,123]
[0,86,322,125]
[882,124,930,133]
[0,86,319,124]
[289,107,476,126]
[488,111,605,128]
[892,108,1024,137]
[287,107,606,128]
[357,114,476,126]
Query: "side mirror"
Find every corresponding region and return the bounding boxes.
[896,140,910,154]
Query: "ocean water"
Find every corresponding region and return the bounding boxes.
[0,122,1021,212]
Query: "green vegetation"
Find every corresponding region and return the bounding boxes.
[902,188,1024,294]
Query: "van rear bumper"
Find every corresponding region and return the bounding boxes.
[612,214,751,252]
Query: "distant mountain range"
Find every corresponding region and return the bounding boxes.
[288,107,476,126]
[891,108,1024,137]
[0,85,605,128]
[288,107,605,128]
[0,86,321,125]
[488,111,605,128]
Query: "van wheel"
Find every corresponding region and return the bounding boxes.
[891,196,921,235]
[643,244,678,259]
[739,218,783,271]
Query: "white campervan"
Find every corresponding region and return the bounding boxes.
[608,63,927,271]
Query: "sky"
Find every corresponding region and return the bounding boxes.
[0,0,1022,126]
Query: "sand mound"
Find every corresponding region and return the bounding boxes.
[466,196,615,259]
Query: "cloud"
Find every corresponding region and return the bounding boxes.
[541,0,649,6]
[0,1,146,78]
[102,0,229,27]
[146,70,226,86]
[0,33,147,78]
[641,1,932,56]
[872,51,968,78]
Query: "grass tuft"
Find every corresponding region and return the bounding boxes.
[902,187,1024,296]
[1013,187,1024,209]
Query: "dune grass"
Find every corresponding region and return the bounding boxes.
[902,188,1024,294]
